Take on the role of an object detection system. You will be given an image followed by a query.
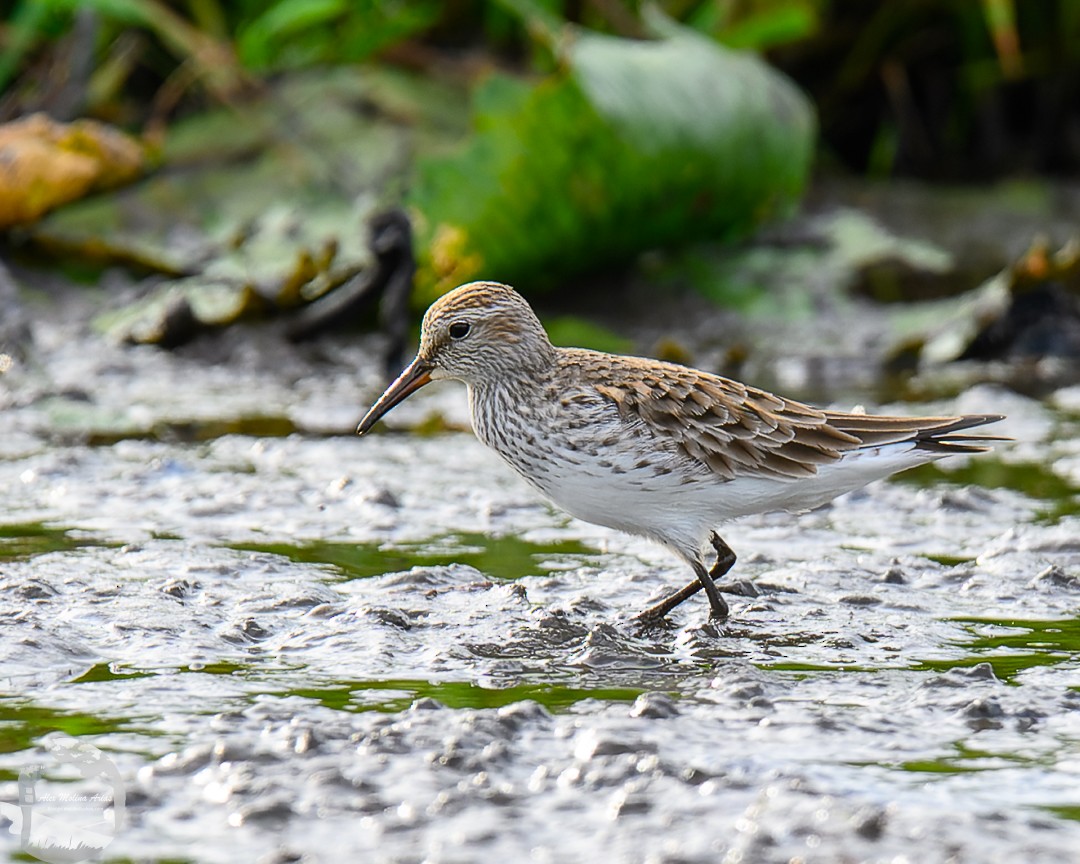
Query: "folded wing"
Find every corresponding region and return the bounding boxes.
[588,356,1005,481]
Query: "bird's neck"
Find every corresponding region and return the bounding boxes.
[466,357,557,450]
[471,344,560,395]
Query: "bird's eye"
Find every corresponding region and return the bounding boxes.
[448,321,471,340]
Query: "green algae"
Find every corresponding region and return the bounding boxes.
[278,678,646,714]
[898,458,1080,524]
[915,617,1080,683]
[0,699,134,760]
[234,532,597,582]
[896,742,1053,775]
[0,523,110,562]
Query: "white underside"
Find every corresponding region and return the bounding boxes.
[525,441,941,565]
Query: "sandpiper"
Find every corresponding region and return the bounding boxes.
[357,281,1005,623]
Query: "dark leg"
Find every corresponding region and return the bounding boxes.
[633,580,702,624]
[708,532,737,580]
[693,560,729,620]
[634,532,737,623]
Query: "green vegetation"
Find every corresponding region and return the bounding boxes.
[0,523,111,561]
[915,617,1080,683]
[4,0,1074,178]
[899,457,1080,524]
[408,14,814,299]
[278,677,646,713]
[0,698,134,756]
[234,532,597,582]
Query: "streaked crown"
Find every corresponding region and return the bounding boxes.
[419,281,554,383]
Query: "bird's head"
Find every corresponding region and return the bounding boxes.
[357,281,553,434]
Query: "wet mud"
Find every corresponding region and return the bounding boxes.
[1,298,1079,862]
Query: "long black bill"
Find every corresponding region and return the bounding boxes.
[356,356,434,435]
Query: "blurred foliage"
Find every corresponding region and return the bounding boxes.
[0,112,148,227]
[0,0,819,124]
[0,0,1075,175]
[2,0,1079,343]
[233,0,441,72]
[28,67,467,343]
[939,236,1080,364]
[5,3,817,319]
[795,1,1080,177]
[854,233,1080,399]
[409,12,814,299]
[545,315,635,355]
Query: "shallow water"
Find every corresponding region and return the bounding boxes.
[1,301,1079,862]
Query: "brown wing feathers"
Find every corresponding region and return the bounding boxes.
[588,354,1005,479]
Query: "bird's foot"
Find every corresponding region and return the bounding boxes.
[706,593,730,621]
